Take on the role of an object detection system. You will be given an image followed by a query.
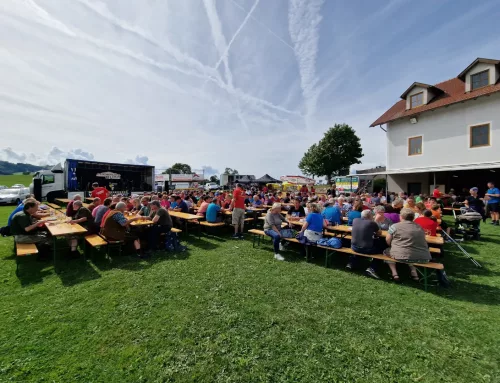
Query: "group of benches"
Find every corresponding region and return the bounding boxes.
[248,228,444,292]
[14,228,183,274]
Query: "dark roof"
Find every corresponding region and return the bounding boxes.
[356,166,386,174]
[457,58,500,80]
[371,57,500,127]
[237,175,253,183]
[400,82,443,99]
[254,174,281,183]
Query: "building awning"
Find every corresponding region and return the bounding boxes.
[349,161,500,177]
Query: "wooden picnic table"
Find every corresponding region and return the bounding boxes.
[169,211,201,236]
[45,221,87,269]
[325,225,444,246]
[125,215,155,226]
[85,197,94,202]
[55,198,71,205]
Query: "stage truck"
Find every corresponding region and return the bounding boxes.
[30,159,155,202]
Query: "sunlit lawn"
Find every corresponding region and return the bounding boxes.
[0,206,499,382]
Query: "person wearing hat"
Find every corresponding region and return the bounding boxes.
[322,198,342,225]
[465,187,485,218]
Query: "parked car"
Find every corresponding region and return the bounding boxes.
[0,185,8,190]
[11,184,26,188]
[204,182,219,191]
[0,187,31,205]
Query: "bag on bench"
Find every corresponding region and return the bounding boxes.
[280,229,296,238]
[316,237,342,249]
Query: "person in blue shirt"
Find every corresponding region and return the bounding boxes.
[322,198,342,225]
[206,200,223,223]
[251,195,263,207]
[299,203,326,242]
[347,200,363,226]
[7,201,25,226]
[173,196,189,213]
[485,181,500,225]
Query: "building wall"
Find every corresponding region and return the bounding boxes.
[464,63,499,92]
[388,173,430,194]
[386,92,500,171]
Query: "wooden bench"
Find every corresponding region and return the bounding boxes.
[99,235,124,257]
[84,234,108,259]
[319,246,444,291]
[15,243,39,274]
[46,202,61,209]
[199,221,226,237]
[248,229,444,291]
[199,221,226,228]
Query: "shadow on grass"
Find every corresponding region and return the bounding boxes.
[186,237,221,251]
[258,239,500,306]
[55,257,101,287]
[15,258,53,287]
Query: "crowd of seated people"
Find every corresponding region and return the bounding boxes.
[2,184,461,284]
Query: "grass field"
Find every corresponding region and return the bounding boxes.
[0,174,33,188]
[1,206,499,382]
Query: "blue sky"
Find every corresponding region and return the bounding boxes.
[1,0,499,178]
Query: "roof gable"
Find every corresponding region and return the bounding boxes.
[458,58,500,80]
[371,57,500,127]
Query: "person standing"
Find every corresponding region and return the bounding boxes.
[91,182,110,202]
[485,182,500,225]
[230,183,246,239]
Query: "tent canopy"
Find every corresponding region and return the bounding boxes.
[255,174,281,183]
[236,175,253,184]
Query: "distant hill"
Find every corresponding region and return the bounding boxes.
[0,160,49,175]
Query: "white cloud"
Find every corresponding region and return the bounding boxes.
[1,0,499,179]
[288,0,324,129]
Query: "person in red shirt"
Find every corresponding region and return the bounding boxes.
[310,185,315,193]
[231,183,246,239]
[262,186,268,193]
[433,186,442,199]
[300,185,308,194]
[66,194,82,217]
[414,210,438,236]
[91,182,110,202]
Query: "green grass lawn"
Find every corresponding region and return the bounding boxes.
[0,174,33,188]
[1,206,499,382]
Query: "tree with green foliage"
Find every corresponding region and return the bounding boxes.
[162,163,192,175]
[223,168,239,175]
[209,175,219,184]
[299,123,363,184]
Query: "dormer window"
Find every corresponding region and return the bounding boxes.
[410,92,423,108]
[471,70,489,90]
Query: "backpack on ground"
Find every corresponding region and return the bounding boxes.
[164,231,186,252]
[0,226,11,237]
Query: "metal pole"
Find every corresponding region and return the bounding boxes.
[433,172,436,189]
[385,173,388,200]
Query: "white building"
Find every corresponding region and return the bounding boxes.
[370,57,500,196]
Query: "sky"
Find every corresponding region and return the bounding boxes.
[1,0,500,179]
